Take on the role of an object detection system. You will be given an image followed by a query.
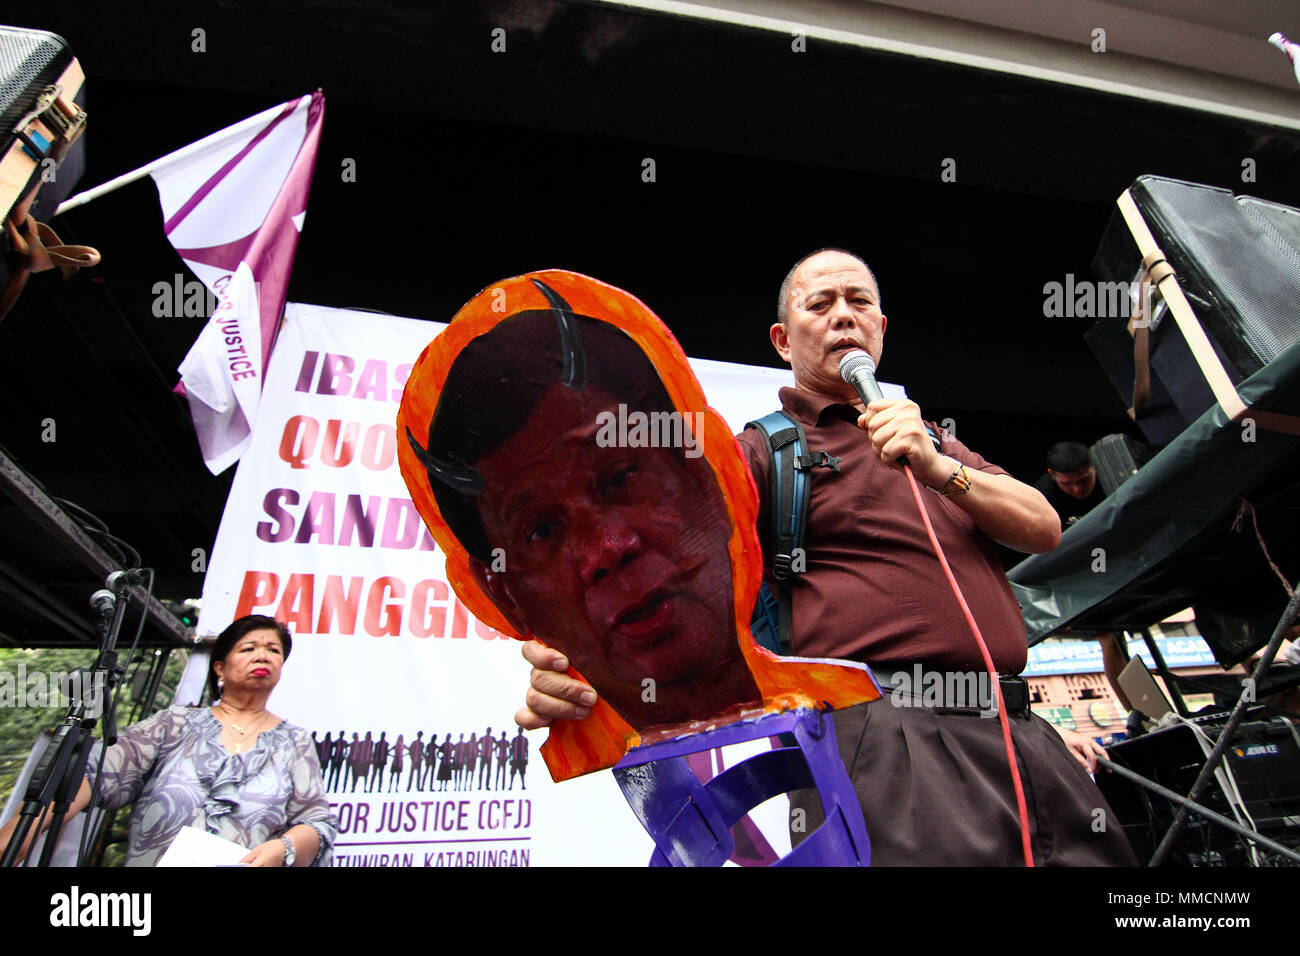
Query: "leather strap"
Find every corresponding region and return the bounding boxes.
[30,219,100,277]
[2,211,101,322]
[1117,189,1300,435]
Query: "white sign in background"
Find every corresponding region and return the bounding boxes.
[193,302,803,866]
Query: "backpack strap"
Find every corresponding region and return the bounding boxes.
[744,411,841,655]
[744,410,942,655]
[746,412,811,583]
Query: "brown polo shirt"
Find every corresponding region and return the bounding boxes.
[735,387,1029,674]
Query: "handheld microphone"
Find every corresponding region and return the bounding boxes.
[840,348,904,464]
[839,349,884,405]
[839,349,941,466]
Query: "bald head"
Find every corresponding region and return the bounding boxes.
[777,248,878,325]
[769,248,887,400]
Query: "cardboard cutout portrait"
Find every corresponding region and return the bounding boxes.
[398,271,880,780]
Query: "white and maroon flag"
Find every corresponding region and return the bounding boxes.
[160,93,325,473]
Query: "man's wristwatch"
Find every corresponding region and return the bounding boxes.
[279,834,296,867]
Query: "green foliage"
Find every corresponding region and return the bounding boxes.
[0,647,100,805]
[0,646,189,864]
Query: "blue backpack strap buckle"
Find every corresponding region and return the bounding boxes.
[797,450,841,472]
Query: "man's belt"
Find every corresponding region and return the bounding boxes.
[872,666,1031,719]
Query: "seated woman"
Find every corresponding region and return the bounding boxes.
[2,614,337,866]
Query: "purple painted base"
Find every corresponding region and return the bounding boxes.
[613,707,870,867]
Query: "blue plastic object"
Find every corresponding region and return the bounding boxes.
[612,707,870,866]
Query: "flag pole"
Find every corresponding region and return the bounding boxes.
[55,96,308,215]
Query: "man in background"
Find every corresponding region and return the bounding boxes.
[1035,441,1107,528]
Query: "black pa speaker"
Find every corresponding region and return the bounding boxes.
[1087,176,1300,448]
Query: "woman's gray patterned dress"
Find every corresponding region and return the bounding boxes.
[87,706,338,866]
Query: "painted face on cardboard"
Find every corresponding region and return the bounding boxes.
[772,251,887,403]
[400,271,884,778]
[470,383,751,728]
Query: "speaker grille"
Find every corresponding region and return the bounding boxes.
[0,26,71,143]
[1135,178,1300,376]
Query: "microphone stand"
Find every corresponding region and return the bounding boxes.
[0,573,131,867]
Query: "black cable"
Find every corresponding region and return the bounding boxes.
[20,801,53,868]
[44,496,142,567]
[88,532,141,571]
[50,496,109,533]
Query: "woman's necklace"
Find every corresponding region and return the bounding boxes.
[219,703,268,754]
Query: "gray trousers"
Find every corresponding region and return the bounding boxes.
[791,701,1137,866]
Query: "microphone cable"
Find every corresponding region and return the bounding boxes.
[841,348,1034,864]
[900,460,1035,867]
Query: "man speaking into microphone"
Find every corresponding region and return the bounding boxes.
[521,248,1135,865]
